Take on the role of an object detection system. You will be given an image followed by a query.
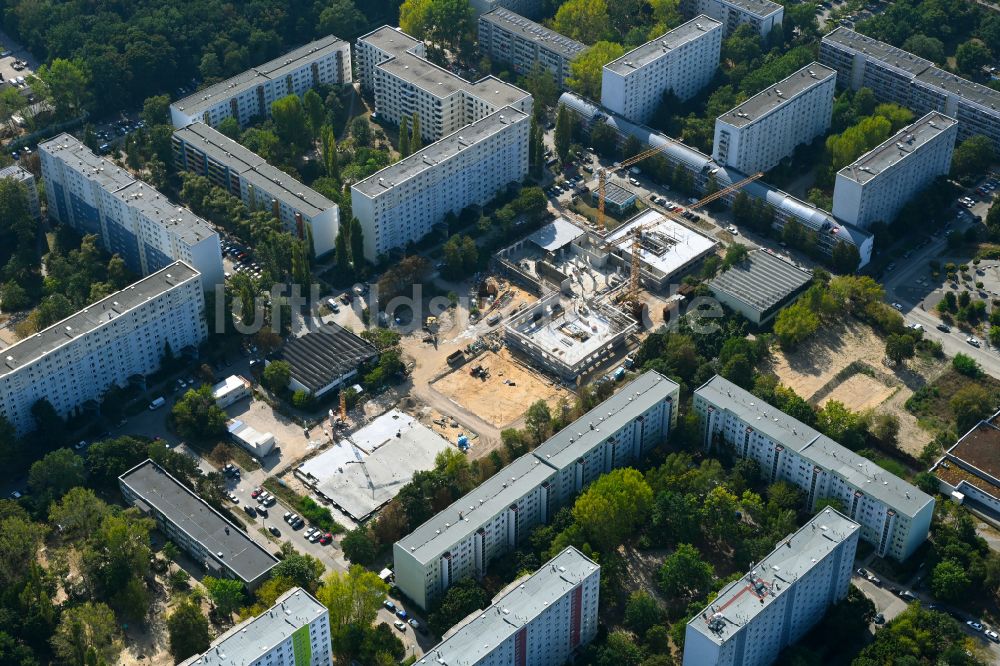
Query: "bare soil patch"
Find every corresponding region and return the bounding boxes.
[819,374,895,412]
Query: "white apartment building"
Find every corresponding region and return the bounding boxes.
[39,133,224,288]
[0,164,40,219]
[394,371,679,609]
[470,0,545,17]
[418,547,600,666]
[351,107,529,261]
[173,122,339,256]
[694,375,934,561]
[478,9,586,90]
[601,16,723,124]
[170,35,351,129]
[682,0,783,37]
[0,262,206,435]
[356,26,532,143]
[713,63,835,174]
[683,509,859,666]
[832,111,957,228]
[179,588,330,666]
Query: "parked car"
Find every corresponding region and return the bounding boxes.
[937,323,951,333]
[395,609,408,620]
[986,629,999,643]
[856,568,868,577]
[874,613,885,625]
[393,620,407,632]
[243,505,257,518]
[251,487,262,499]
[867,574,882,586]
[227,492,239,503]
[966,336,981,347]
[384,600,396,612]
[268,525,281,537]
[891,302,903,311]
[408,618,423,632]
[967,620,984,632]
[319,533,332,545]
[256,505,268,517]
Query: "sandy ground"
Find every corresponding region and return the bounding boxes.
[819,374,896,412]
[431,349,569,429]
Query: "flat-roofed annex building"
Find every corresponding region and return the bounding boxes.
[931,409,1000,514]
[681,0,783,37]
[832,111,957,228]
[170,35,351,129]
[179,587,330,666]
[694,374,934,560]
[708,249,812,324]
[683,509,860,666]
[351,106,529,261]
[39,133,224,288]
[278,322,378,398]
[172,122,340,256]
[713,63,836,174]
[394,371,679,609]
[418,547,600,666]
[601,16,723,124]
[120,459,278,589]
[0,262,206,436]
[356,26,532,143]
[478,9,586,90]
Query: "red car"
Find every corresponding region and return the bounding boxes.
[319,533,332,545]
[251,487,262,499]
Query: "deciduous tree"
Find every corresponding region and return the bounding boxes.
[567,42,625,99]
[167,600,209,662]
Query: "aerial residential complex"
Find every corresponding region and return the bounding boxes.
[694,375,934,561]
[832,111,958,228]
[172,122,340,256]
[559,92,875,268]
[355,26,532,143]
[351,107,529,261]
[394,371,680,609]
[478,9,586,90]
[820,27,1000,151]
[0,164,40,219]
[713,63,836,174]
[119,459,278,589]
[179,588,331,666]
[417,547,600,666]
[681,0,783,37]
[0,262,206,436]
[169,35,352,129]
[683,509,860,666]
[601,16,723,124]
[39,133,224,288]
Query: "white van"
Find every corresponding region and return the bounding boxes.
[148,396,166,410]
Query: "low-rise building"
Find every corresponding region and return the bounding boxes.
[478,9,586,90]
[227,419,276,459]
[178,587,331,666]
[590,181,637,215]
[0,164,40,219]
[120,459,278,589]
[278,322,378,398]
[418,547,600,666]
[931,409,1000,514]
[713,63,836,174]
[694,374,934,561]
[683,509,860,666]
[832,111,957,228]
[681,0,783,37]
[170,35,351,129]
[172,122,340,256]
[708,249,812,324]
[0,262,206,435]
[601,17,723,124]
[351,107,529,261]
[39,133,224,288]
[212,375,251,409]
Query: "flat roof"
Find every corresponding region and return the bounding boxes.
[837,111,956,185]
[915,66,1000,112]
[40,133,135,191]
[822,27,933,77]
[179,588,326,666]
[0,164,33,182]
[604,16,722,75]
[280,322,378,394]
[1,262,199,378]
[120,459,278,584]
[174,123,336,217]
[353,107,528,197]
[358,25,422,58]
[480,9,586,59]
[212,375,250,398]
[717,63,835,128]
[397,454,556,565]
[172,35,348,117]
[114,181,216,243]
[597,181,637,206]
[717,0,783,19]
[687,509,859,646]
[696,375,933,517]
[377,49,529,108]
[605,209,718,277]
[532,370,678,470]
[525,217,585,252]
[298,410,451,520]
[417,547,599,664]
[939,410,1000,497]
[709,249,812,315]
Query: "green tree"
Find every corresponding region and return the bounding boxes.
[350,218,365,269]
[772,301,820,348]
[722,243,748,269]
[82,512,154,599]
[955,40,992,77]
[303,89,325,137]
[624,591,662,636]
[316,565,388,630]
[884,333,915,364]
[831,241,861,273]
[902,34,945,62]
[553,0,611,43]
[853,603,982,665]
[952,352,981,378]
[204,576,245,619]
[930,558,971,602]
[51,602,120,666]
[428,578,488,636]
[658,543,714,602]
[524,400,552,444]
[28,448,86,508]
[342,526,378,565]
[951,135,995,182]
[140,94,171,126]
[262,360,292,393]
[171,385,227,440]
[0,516,45,588]
[950,384,991,433]
[567,41,625,99]
[167,600,209,662]
[36,58,93,118]
[320,126,340,180]
[523,62,559,110]
[596,630,645,666]
[218,116,240,139]
[399,116,411,157]
[554,105,573,161]
[49,487,110,542]
[571,468,653,552]
[271,95,311,151]
[271,549,325,592]
[410,113,422,152]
